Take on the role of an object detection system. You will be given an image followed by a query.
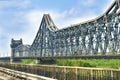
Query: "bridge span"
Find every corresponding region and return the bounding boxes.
[0,0,120,62]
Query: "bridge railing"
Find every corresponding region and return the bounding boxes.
[0,63,119,80]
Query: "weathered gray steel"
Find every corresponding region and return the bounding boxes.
[11,0,120,58]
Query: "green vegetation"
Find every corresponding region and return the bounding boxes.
[56,59,120,69]
[22,59,36,64]
[22,59,120,69]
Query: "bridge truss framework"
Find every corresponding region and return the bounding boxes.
[11,0,120,58]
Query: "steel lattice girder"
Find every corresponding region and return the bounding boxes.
[12,0,120,57]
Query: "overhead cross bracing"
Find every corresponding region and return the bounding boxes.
[11,0,120,58]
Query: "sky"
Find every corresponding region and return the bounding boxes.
[0,0,114,56]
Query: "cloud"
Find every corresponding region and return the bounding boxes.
[0,28,2,35]
[25,9,68,28]
[0,35,10,56]
[0,0,31,10]
[78,0,95,7]
[24,4,101,30]
[0,0,31,55]
[83,0,95,6]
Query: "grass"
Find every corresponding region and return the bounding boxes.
[56,59,120,69]
[22,59,36,64]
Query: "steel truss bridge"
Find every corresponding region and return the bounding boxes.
[10,0,120,60]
